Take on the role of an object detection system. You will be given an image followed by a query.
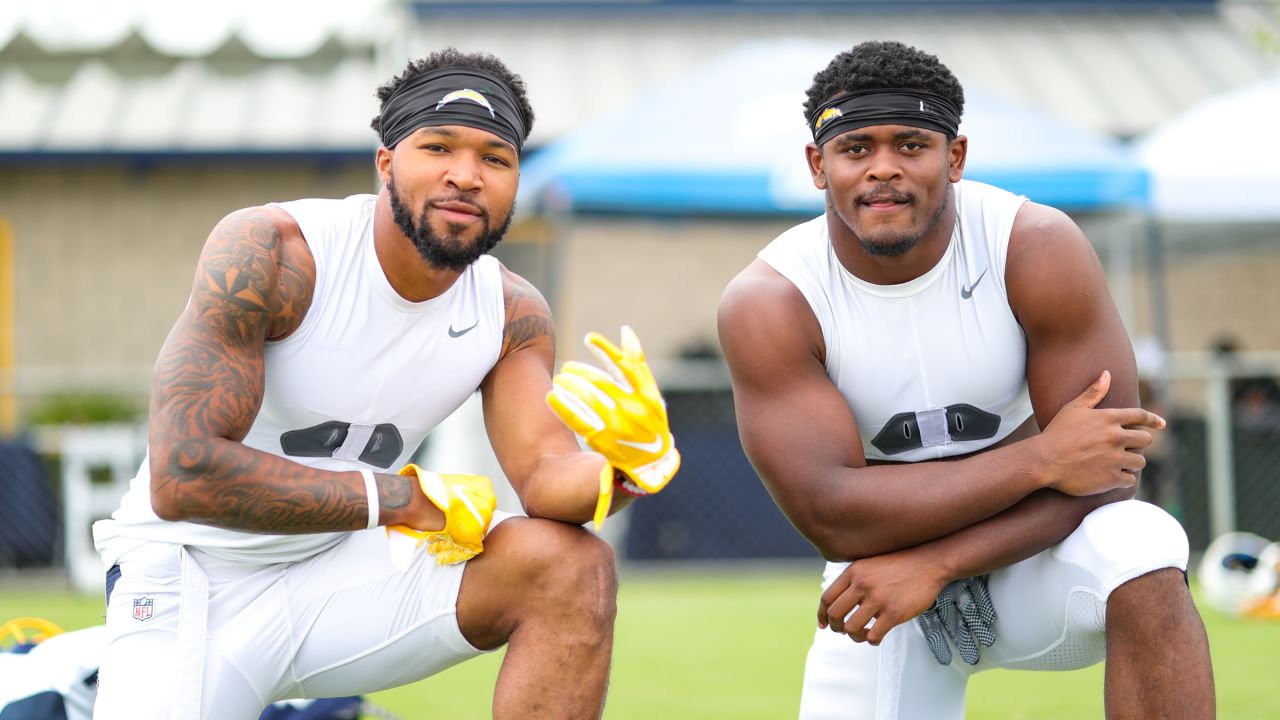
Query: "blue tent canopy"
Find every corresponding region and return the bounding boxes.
[519,40,1148,215]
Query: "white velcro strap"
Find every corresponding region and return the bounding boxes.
[173,548,209,720]
[335,424,377,461]
[630,448,680,493]
[916,408,950,448]
[360,469,379,529]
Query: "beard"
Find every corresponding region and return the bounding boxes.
[859,229,922,258]
[387,175,513,271]
[846,183,952,258]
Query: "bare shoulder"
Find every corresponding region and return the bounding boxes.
[498,263,555,358]
[1006,201,1098,285]
[719,259,824,367]
[205,205,306,265]
[719,260,809,330]
[194,205,316,342]
[1005,201,1108,332]
[152,205,311,451]
[1008,201,1089,254]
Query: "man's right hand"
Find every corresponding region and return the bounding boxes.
[1035,370,1165,497]
[818,547,949,646]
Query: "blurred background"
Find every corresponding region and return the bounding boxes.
[1,0,1279,717]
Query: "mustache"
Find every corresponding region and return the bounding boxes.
[425,194,486,218]
[856,185,913,205]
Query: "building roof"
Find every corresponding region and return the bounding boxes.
[0,0,387,58]
[0,1,1275,155]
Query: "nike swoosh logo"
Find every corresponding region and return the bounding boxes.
[960,269,988,299]
[448,321,479,338]
[617,435,665,454]
[452,485,485,525]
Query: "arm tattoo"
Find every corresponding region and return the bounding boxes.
[379,473,414,510]
[500,272,555,358]
[191,214,275,347]
[149,208,390,534]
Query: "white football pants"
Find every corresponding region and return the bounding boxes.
[798,500,1190,720]
[95,515,516,720]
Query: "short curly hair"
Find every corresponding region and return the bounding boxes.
[803,41,964,132]
[369,47,535,141]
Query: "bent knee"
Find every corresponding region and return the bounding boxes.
[492,518,617,596]
[1058,500,1189,597]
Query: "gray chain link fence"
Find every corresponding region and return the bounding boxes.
[1157,353,1280,552]
[623,387,814,561]
[5,356,1280,575]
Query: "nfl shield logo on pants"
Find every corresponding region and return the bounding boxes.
[133,596,154,622]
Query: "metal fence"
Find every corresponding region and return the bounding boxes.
[635,353,1280,560]
[3,352,1280,587]
[624,386,813,561]
[0,437,58,568]
[1156,351,1280,552]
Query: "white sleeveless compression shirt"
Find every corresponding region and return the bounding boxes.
[95,194,506,564]
[757,179,1033,463]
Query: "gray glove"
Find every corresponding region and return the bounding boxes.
[915,574,997,665]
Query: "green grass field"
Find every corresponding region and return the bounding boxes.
[3,566,1277,719]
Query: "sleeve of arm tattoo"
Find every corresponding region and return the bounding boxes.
[146,207,435,534]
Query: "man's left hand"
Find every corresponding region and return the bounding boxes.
[818,549,948,646]
[916,575,998,666]
[388,465,496,565]
[545,326,681,529]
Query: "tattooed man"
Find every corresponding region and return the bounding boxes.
[92,49,680,720]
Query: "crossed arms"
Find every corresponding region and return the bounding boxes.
[718,202,1163,640]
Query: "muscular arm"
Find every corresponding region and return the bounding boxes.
[480,267,629,524]
[904,202,1143,581]
[719,204,1155,562]
[148,207,437,533]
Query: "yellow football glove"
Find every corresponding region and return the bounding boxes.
[387,464,496,566]
[546,326,681,530]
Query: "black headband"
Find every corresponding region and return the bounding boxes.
[378,67,527,154]
[808,89,961,147]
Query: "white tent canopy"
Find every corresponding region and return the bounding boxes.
[1137,74,1280,222]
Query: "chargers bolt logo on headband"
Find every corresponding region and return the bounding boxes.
[808,89,962,146]
[378,67,527,153]
[437,89,496,118]
[814,107,844,132]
